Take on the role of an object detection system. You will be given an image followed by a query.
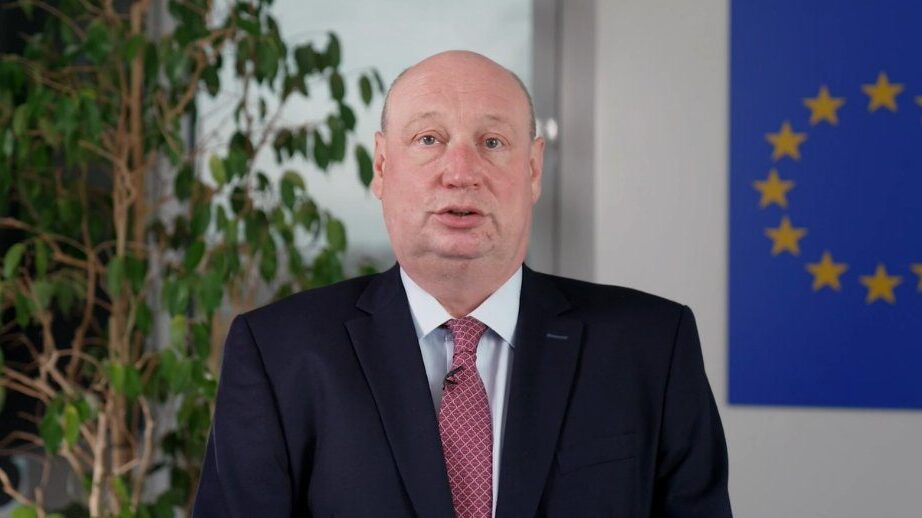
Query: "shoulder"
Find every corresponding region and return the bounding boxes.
[529,269,690,327]
[239,271,379,331]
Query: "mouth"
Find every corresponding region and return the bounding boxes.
[433,206,486,229]
[437,206,483,217]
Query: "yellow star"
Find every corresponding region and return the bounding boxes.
[803,85,846,125]
[917,96,922,119]
[805,251,848,291]
[753,169,795,208]
[859,264,902,304]
[911,263,922,291]
[861,72,904,112]
[765,121,807,161]
[764,216,808,256]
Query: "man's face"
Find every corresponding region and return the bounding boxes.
[372,53,544,270]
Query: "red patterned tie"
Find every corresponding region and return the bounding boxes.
[439,316,492,518]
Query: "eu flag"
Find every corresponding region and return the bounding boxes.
[729,0,922,409]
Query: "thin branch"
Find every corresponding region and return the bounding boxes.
[0,430,44,451]
[88,398,109,517]
[68,166,98,382]
[0,217,93,264]
[1,55,82,96]
[0,378,49,402]
[31,0,87,39]
[42,351,78,398]
[36,450,52,516]
[131,396,155,508]
[1,367,57,399]
[60,446,88,492]
[0,467,34,508]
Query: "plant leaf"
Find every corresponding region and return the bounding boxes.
[329,71,345,101]
[170,314,187,348]
[12,104,29,137]
[125,254,147,292]
[191,322,210,358]
[313,130,329,170]
[10,506,38,518]
[3,242,25,279]
[174,164,194,200]
[359,74,372,105]
[294,44,317,75]
[39,406,63,453]
[325,32,341,68]
[329,121,346,162]
[136,301,153,335]
[124,366,142,399]
[107,255,125,297]
[34,240,48,277]
[339,103,356,131]
[372,68,386,93]
[326,217,346,252]
[15,291,30,326]
[355,144,373,187]
[63,404,80,446]
[108,362,126,394]
[209,154,226,185]
[259,238,277,281]
[184,240,205,271]
[32,279,53,310]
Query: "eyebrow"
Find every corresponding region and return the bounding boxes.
[401,112,518,134]
[402,111,441,131]
[482,114,517,133]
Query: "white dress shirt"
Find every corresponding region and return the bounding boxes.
[399,266,522,517]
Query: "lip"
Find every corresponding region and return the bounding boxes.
[433,206,486,229]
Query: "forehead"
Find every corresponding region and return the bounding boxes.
[388,61,530,130]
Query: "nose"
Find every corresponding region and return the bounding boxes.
[440,142,483,189]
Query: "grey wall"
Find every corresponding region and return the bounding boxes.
[586,1,922,516]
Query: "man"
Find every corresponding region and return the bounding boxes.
[193,51,731,517]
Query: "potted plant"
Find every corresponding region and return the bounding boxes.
[0,0,381,515]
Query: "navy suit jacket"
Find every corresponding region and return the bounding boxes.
[193,265,731,517]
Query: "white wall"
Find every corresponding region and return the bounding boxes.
[591,1,922,516]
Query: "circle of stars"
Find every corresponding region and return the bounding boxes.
[755,71,922,304]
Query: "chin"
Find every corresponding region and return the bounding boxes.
[428,241,491,261]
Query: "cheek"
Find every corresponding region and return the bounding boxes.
[382,181,426,225]
[493,169,535,206]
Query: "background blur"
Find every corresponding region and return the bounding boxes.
[2,0,921,516]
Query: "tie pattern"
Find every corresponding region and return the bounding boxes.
[439,316,492,518]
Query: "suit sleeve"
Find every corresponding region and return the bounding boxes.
[651,306,732,517]
[193,314,295,517]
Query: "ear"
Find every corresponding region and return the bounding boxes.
[528,136,545,203]
[372,131,386,199]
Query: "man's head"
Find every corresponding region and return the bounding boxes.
[372,50,544,278]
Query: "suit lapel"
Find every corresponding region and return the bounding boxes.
[345,265,455,518]
[496,266,584,518]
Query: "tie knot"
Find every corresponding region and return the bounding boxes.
[444,316,488,354]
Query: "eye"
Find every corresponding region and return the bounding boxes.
[484,137,503,149]
[417,134,439,146]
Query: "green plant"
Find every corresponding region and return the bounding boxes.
[0,0,382,515]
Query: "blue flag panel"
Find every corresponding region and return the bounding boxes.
[729,0,922,408]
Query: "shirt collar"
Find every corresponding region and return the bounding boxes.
[400,266,522,347]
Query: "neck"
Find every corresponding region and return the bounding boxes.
[400,258,521,317]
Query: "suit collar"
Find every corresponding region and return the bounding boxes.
[348,265,455,517]
[496,265,584,517]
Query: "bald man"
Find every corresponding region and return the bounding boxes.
[193,51,732,518]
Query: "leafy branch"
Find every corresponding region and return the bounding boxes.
[0,0,383,516]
